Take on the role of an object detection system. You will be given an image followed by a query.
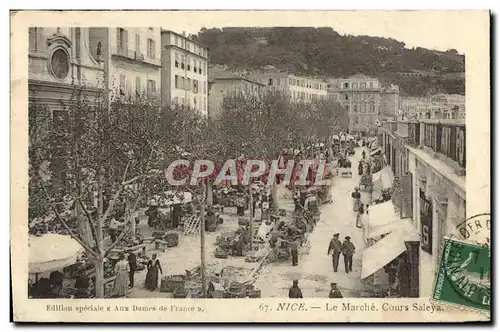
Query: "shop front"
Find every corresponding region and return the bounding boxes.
[360,200,420,297]
[407,147,466,297]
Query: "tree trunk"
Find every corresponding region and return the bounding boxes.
[206,181,213,206]
[94,256,105,298]
[130,208,136,238]
[94,170,105,298]
[270,185,278,213]
[200,192,207,299]
[200,185,207,298]
[248,185,253,250]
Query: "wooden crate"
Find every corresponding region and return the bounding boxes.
[246,289,261,298]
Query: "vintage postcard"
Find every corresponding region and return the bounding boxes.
[11,10,490,323]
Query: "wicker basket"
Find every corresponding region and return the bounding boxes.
[238,218,250,226]
[215,247,228,259]
[164,232,179,247]
[228,282,245,293]
[206,223,217,232]
[224,290,246,298]
[160,275,186,293]
[173,287,188,298]
[246,289,261,298]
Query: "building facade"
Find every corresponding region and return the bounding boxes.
[328,74,398,136]
[28,27,105,109]
[86,27,162,102]
[208,66,264,119]
[161,30,209,115]
[380,85,400,118]
[377,118,466,297]
[399,94,465,120]
[251,70,328,103]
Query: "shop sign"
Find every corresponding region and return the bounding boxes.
[420,189,433,254]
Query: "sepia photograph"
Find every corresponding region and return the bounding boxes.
[11,10,490,323]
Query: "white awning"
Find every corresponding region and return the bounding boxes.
[29,234,84,273]
[367,201,400,228]
[368,217,420,242]
[361,231,407,279]
[372,166,394,191]
[370,147,382,156]
[332,135,340,140]
[160,191,193,206]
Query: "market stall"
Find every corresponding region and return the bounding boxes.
[372,166,394,203]
[29,234,84,274]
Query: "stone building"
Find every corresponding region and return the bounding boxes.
[160,30,209,115]
[207,66,265,119]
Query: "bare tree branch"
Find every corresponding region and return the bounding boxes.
[41,186,97,258]
[104,226,130,257]
[78,198,99,252]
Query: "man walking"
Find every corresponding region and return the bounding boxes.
[327,233,343,272]
[342,236,355,273]
[288,279,303,298]
[328,283,343,298]
[127,251,137,287]
[286,237,300,266]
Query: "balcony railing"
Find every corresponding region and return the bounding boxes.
[422,121,466,168]
[111,45,145,62]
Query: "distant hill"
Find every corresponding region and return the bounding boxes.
[195,27,465,96]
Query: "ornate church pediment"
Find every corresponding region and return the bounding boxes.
[46,28,72,49]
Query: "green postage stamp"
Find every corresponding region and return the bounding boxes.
[433,238,491,312]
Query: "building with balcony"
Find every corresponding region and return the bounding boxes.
[327,74,399,137]
[378,119,466,297]
[160,30,209,115]
[28,27,105,109]
[249,70,328,103]
[207,65,265,119]
[85,27,162,102]
[399,94,465,120]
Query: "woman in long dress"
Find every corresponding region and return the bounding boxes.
[113,253,130,297]
[351,187,361,212]
[145,253,163,291]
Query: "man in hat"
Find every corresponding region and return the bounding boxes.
[127,251,137,287]
[288,237,300,266]
[329,283,343,298]
[288,279,303,298]
[342,236,356,273]
[327,233,343,272]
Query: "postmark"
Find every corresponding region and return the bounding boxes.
[454,213,490,247]
[432,213,491,313]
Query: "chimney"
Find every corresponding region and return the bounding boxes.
[182,31,186,37]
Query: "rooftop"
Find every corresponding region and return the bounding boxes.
[208,66,264,85]
[161,29,208,49]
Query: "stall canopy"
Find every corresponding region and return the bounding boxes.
[372,166,394,191]
[361,230,407,279]
[367,200,400,228]
[160,191,193,206]
[29,234,84,273]
[370,147,382,156]
[368,217,420,241]
[332,135,340,140]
